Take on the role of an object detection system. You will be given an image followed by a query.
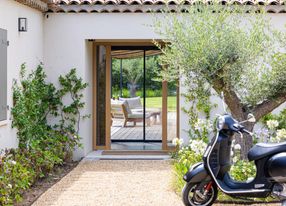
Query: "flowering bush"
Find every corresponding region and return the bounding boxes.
[256,118,286,143]
[260,109,286,143]
[172,118,257,194]
[230,141,256,182]
[172,138,207,193]
[191,118,214,142]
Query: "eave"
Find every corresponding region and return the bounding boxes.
[14,0,50,11]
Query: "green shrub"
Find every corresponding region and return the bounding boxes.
[172,139,207,193]
[261,108,286,130]
[230,160,256,182]
[0,150,34,204]
[0,64,88,205]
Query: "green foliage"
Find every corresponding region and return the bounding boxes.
[261,108,286,130]
[172,139,207,193]
[245,53,286,106]
[111,55,177,98]
[0,64,88,205]
[230,160,256,182]
[155,4,286,156]
[56,69,89,153]
[0,150,34,204]
[155,4,282,106]
[12,64,60,149]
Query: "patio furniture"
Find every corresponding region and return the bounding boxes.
[119,96,162,124]
[111,99,152,127]
[119,96,142,110]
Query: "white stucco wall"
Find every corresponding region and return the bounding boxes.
[43,13,162,159]
[44,13,286,158]
[0,0,44,150]
[0,2,285,160]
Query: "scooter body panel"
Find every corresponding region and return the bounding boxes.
[267,152,286,182]
[203,116,274,196]
[183,162,211,183]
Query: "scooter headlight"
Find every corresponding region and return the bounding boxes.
[216,116,225,130]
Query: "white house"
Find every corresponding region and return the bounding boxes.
[0,0,285,160]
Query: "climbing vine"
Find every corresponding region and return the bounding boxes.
[0,64,89,205]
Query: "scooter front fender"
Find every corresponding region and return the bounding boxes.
[183,162,211,183]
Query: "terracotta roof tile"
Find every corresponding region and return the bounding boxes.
[44,0,286,13]
[52,0,286,5]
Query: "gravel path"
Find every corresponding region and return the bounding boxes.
[32,160,183,206]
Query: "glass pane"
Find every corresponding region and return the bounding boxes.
[110,50,144,142]
[145,52,162,143]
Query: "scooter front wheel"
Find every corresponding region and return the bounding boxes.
[182,182,218,206]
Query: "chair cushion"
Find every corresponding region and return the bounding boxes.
[119,97,142,109]
[111,99,132,114]
[128,113,151,119]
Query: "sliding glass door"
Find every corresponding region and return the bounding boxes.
[145,52,162,141]
[110,46,162,142]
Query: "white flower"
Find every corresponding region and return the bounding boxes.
[266,120,279,130]
[234,144,241,150]
[172,138,183,146]
[233,156,238,163]
[9,160,16,165]
[193,119,212,131]
[231,140,235,147]
[172,138,178,145]
[189,139,207,155]
[276,129,286,142]
[7,184,12,189]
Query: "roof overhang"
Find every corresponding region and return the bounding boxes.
[47,4,286,13]
[15,0,286,13]
[15,0,51,11]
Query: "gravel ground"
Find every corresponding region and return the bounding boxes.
[32,160,183,206]
[32,160,279,206]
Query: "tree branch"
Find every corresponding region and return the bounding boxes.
[223,88,246,120]
[212,76,246,120]
[253,94,286,121]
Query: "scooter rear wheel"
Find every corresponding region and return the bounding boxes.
[182,182,218,206]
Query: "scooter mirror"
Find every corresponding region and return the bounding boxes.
[247,114,256,123]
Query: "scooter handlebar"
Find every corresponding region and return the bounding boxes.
[233,123,254,136]
[241,128,253,136]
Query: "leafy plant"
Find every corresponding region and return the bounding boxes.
[12,64,60,150]
[0,64,89,205]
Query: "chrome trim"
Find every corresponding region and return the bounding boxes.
[206,132,269,194]
[189,162,202,171]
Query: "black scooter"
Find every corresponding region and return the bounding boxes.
[182,112,286,206]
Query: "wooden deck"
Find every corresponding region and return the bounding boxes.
[111,112,176,141]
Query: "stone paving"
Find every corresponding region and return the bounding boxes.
[32,160,183,206]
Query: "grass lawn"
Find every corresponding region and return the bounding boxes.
[144,96,177,112]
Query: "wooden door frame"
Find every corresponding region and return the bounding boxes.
[92,40,180,151]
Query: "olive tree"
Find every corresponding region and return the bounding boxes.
[154,5,286,158]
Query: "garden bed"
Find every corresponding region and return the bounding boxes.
[15,161,78,206]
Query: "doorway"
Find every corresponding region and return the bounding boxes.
[93,43,178,151]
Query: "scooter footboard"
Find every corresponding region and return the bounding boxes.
[183,162,211,183]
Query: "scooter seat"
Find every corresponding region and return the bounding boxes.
[248,142,286,161]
